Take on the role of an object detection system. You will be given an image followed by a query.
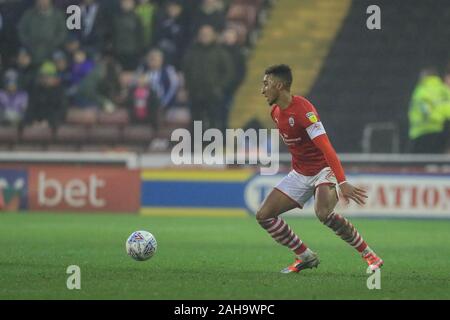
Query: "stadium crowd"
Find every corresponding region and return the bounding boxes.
[1,0,449,154]
[0,0,257,141]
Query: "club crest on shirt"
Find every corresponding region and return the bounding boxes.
[288,116,295,127]
[306,112,318,123]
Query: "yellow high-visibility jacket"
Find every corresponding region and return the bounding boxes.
[408,76,450,140]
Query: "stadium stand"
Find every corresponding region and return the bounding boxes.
[308,0,450,152]
[0,0,271,152]
[1,0,449,153]
[229,0,351,130]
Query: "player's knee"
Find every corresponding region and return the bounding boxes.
[255,209,266,222]
[315,207,332,223]
[256,208,272,222]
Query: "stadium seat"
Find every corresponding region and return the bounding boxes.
[12,144,46,151]
[148,137,170,152]
[55,124,88,143]
[79,145,113,152]
[87,125,121,143]
[21,125,53,143]
[46,144,79,152]
[113,144,146,153]
[122,125,154,144]
[97,108,130,126]
[0,126,19,144]
[66,108,98,126]
[154,127,175,140]
[164,107,191,128]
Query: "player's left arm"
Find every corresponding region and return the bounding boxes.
[305,119,367,205]
[312,133,367,205]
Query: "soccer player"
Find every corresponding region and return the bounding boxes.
[258,64,383,273]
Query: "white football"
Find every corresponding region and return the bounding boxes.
[126,230,157,261]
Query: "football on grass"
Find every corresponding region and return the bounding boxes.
[126,230,157,261]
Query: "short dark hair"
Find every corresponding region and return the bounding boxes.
[419,66,439,79]
[265,64,293,88]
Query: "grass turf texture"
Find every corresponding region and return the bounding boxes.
[1,212,449,300]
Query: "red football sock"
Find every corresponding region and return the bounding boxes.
[324,212,368,253]
[258,217,308,255]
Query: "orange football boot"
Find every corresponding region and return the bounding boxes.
[363,251,384,272]
[280,252,320,274]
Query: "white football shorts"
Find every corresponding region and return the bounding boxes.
[275,167,338,208]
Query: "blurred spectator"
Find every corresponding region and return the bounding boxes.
[220,27,247,121]
[16,48,35,93]
[1,8,6,64]
[153,0,186,67]
[191,0,226,38]
[70,49,95,87]
[18,0,67,66]
[0,70,28,125]
[221,28,246,93]
[97,51,122,108]
[52,50,71,88]
[54,0,115,13]
[127,73,160,129]
[64,34,82,61]
[68,49,111,110]
[135,0,158,52]
[137,48,179,110]
[23,61,66,129]
[72,0,108,53]
[182,25,234,133]
[408,67,450,153]
[0,0,31,68]
[53,0,81,8]
[111,0,144,70]
[115,71,135,107]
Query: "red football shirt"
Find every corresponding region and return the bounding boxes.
[271,95,329,176]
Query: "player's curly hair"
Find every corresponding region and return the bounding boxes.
[265,64,292,88]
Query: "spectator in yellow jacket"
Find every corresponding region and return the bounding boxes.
[408,67,450,153]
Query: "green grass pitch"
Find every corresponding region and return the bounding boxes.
[1,212,449,300]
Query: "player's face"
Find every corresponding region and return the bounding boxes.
[261,74,280,106]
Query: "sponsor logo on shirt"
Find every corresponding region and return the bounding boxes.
[288,116,295,127]
[306,112,318,124]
